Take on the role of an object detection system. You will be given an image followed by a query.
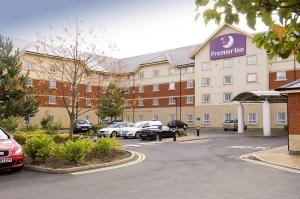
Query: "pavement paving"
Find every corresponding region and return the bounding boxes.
[1,130,299,199]
[253,146,300,170]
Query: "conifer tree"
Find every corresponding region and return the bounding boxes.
[0,35,38,120]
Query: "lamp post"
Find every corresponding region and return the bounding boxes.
[178,66,182,121]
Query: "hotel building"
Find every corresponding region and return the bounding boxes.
[13,24,300,129]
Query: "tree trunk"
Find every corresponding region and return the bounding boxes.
[69,114,74,139]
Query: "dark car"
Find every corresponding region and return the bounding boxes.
[223,119,247,131]
[73,119,92,133]
[139,125,178,140]
[167,120,188,129]
[0,128,24,171]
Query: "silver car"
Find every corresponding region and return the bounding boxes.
[223,120,247,131]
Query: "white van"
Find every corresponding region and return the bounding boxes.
[121,121,162,138]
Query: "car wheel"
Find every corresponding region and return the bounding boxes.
[141,137,146,141]
[12,167,23,172]
[111,131,117,138]
[224,129,227,131]
[135,132,140,139]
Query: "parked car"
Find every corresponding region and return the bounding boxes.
[98,122,133,137]
[167,120,188,129]
[223,120,247,131]
[0,128,24,171]
[121,121,162,138]
[100,119,110,125]
[139,125,178,140]
[73,119,92,133]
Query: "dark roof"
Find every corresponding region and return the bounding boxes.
[232,91,287,103]
[276,79,300,91]
[10,37,199,73]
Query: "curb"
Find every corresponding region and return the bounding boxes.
[24,150,137,174]
[160,136,208,144]
[240,150,300,174]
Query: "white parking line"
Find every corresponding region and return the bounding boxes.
[71,152,146,175]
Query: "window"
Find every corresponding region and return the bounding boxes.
[201,62,209,71]
[153,84,159,91]
[223,59,233,68]
[153,98,159,106]
[202,94,210,103]
[169,82,175,90]
[124,87,130,94]
[277,112,287,124]
[86,71,92,78]
[152,70,159,77]
[26,61,33,70]
[203,113,210,124]
[276,71,287,80]
[186,80,193,88]
[86,84,92,92]
[169,114,175,121]
[186,96,194,104]
[86,115,91,123]
[102,86,107,93]
[138,85,144,93]
[247,55,257,65]
[187,114,193,124]
[26,79,33,87]
[153,114,159,121]
[50,65,56,73]
[169,97,176,105]
[138,99,144,106]
[138,72,144,79]
[86,99,93,107]
[138,115,143,121]
[49,80,56,89]
[223,93,232,102]
[24,116,32,125]
[168,68,176,75]
[202,78,210,87]
[186,67,194,74]
[224,75,232,85]
[49,115,55,122]
[247,73,257,83]
[48,95,56,104]
[248,113,257,124]
[125,100,130,107]
[224,113,232,121]
[125,115,130,122]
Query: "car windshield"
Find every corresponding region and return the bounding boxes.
[76,120,89,124]
[133,122,144,128]
[225,120,234,123]
[109,123,120,128]
[0,129,10,140]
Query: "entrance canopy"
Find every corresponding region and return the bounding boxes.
[232,91,287,103]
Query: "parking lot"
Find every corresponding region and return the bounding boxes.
[1,129,299,199]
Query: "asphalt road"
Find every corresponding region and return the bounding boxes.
[1,131,299,199]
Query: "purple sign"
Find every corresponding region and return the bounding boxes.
[210,33,246,60]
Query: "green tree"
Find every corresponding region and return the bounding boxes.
[195,0,300,62]
[97,82,124,122]
[0,35,38,120]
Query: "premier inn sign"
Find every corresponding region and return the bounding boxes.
[210,33,246,60]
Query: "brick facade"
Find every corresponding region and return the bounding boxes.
[269,70,300,89]
[288,93,300,135]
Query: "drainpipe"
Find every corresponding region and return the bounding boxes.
[132,74,135,123]
[179,67,182,121]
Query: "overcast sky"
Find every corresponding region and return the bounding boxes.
[1,0,268,58]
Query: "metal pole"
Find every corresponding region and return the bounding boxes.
[197,126,200,136]
[179,67,182,121]
[176,98,178,120]
[132,74,135,123]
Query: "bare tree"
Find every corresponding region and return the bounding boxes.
[33,19,126,138]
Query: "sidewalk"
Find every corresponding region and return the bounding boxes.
[253,146,300,170]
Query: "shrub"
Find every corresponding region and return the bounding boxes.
[92,124,108,133]
[0,116,19,131]
[24,135,55,163]
[24,124,39,132]
[95,137,121,155]
[40,117,51,129]
[45,122,62,135]
[13,133,28,145]
[53,134,80,143]
[177,129,187,137]
[62,139,93,164]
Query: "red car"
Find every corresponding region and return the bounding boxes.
[0,128,24,171]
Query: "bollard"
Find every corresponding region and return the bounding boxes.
[197,126,200,136]
[173,130,177,141]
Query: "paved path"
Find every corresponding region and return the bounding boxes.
[1,133,299,199]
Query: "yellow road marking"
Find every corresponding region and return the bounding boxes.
[70,152,145,175]
[240,154,300,174]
